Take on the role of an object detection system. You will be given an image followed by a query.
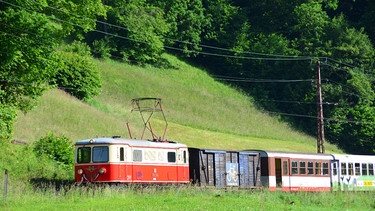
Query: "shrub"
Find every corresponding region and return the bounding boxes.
[52,48,102,101]
[33,133,74,170]
[0,104,17,142]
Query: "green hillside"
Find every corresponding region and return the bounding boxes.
[14,54,341,153]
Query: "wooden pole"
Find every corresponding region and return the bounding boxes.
[316,61,325,153]
[3,169,8,203]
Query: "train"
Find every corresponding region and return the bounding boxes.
[74,98,375,191]
[74,136,375,192]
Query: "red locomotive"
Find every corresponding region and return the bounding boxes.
[75,137,189,184]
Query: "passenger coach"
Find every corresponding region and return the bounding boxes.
[74,137,190,184]
[257,151,333,191]
[331,154,375,191]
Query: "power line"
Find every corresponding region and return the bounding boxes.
[26,0,315,60]
[213,75,314,83]
[0,0,315,61]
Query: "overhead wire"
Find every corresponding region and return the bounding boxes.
[1,0,375,125]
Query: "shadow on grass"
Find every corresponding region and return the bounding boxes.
[29,178,75,192]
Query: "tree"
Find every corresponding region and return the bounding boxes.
[0,0,106,141]
[0,5,60,112]
[149,0,208,56]
[87,0,169,63]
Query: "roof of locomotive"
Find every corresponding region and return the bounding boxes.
[75,136,187,148]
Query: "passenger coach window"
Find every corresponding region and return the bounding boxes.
[348,163,354,175]
[355,163,360,175]
[308,162,314,175]
[341,162,347,175]
[168,152,176,163]
[299,161,306,174]
[369,164,374,176]
[332,163,337,176]
[92,146,109,163]
[283,161,288,175]
[77,147,91,163]
[315,162,322,175]
[362,163,368,176]
[291,161,298,174]
[323,162,329,175]
[183,151,187,163]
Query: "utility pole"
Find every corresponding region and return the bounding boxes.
[316,61,325,154]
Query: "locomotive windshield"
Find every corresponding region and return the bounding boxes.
[76,146,109,163]
[93,146,109,163]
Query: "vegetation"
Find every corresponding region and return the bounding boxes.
[1,0,375,209]
[1,185,375,210]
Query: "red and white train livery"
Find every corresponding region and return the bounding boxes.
[258,151,333,191]
[74,137,189,184]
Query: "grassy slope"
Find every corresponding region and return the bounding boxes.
[14,54,341,153]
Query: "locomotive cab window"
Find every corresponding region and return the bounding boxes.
[77,147,91,163]
[168,152,176,163]
[92,146,109,163]
[120,147,125,161]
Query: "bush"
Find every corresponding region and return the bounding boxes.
[33,133,74,170]
[51,42,102,101]
[0,104,17,142]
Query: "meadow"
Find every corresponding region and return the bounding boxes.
[2,184,374,210]
[2,54,367,210]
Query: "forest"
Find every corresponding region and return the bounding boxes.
[1,0,375,154]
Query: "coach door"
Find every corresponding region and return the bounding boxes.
[275,158,290,190]
[330,160,340,191]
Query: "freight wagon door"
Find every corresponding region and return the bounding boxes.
[239,152,260,188]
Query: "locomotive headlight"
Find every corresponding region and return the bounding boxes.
[77,169,83,175]
[99,168,106,174]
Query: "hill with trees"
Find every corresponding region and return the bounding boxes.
[1,0,375,155]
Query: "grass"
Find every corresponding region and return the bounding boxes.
[1,185,374,210]
[14,54,341,153]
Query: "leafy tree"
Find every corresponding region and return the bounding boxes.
[52,41,102,101]
[88,0,169,63]
[43,0,107,39]
[0,4,60,112]
[149,0,208,56]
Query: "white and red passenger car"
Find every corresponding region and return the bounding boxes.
[258,151,333,191]
[74,137,189,184]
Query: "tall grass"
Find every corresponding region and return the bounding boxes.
[14,54,341,153]
[1,184,374,210]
